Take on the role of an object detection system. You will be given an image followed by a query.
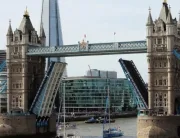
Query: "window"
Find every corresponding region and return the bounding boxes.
[16,98,18,102]
[160,62,162,67]
[16,84,19,88]
[163,80,167,85]
[164,62,167,67]
[14,47,18,53]
[155,80,158,85]
[159,80,163,85]
[15,37,18,41]
[157,38,162,44]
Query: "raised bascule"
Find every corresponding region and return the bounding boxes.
[0,0,180,138]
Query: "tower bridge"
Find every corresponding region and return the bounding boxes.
[1,0,180,138]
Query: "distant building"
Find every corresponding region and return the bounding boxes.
[0,73,7,113]
[87,69,117,79]
[60,76,136,113]
[0,50,7,113]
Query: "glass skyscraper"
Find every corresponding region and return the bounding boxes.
[41,0,67,77]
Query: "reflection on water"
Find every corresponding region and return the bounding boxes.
[58,117,137,138]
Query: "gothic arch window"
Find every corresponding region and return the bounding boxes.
[15,36,18,41]
[159,80,163,85]
[163,79,167,86]
[155,80,158,85]
[164,62,167,67]
[157,38,162,44]
[29,31,32,42]
[14,47,18,53]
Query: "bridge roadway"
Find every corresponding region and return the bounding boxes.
[27,40,146,57]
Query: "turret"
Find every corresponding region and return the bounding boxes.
[166,7,176,51]
[146,8,154,53]
[18,8,38,44]
[39,23,46,46]
[6,20,13,45]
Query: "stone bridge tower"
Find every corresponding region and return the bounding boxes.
[146,1,179,115]
[6,9,46,114]
[138,1,180,138]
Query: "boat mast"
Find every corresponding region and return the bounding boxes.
[108,85,110,129]
[63,83,66,138]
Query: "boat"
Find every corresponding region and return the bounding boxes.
[103,127,124,138]
[57,122,76,130]
[102,86,124,138]
[85,117,99,123]
[100,118,115,123]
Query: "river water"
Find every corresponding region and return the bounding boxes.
[58,117,137,138]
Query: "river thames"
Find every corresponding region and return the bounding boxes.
[58,117,137,137]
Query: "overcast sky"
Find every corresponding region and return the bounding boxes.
[0,0,179,82]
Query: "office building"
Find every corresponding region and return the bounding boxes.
[60,76,137,113]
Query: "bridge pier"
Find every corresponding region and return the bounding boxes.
[138,115,180,138]
[0,114,56,138]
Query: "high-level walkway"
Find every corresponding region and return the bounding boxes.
[27,40,146,57]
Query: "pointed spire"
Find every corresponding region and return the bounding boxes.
[159,0,169,23]
[24,6,29,17]
[40,23,46,38]
[166,6,173,24]
[7,19,13,36]
[146,7,153,26]
[19,9,34,34]
[163,0,167,4]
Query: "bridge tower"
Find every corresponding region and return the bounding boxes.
[138,1,180,138]
[6,9,45,114]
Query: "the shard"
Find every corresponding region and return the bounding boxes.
[41,0,67,77]
[41,0,67,112]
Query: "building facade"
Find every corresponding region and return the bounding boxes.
[6,10,45,113]
[147,1,180,115]
[138,1,180,138]
[60,76,137,113]
[87,69,117,79]
[0,51,7,113]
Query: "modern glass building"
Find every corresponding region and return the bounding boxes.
[0,51,7,113]
[60,77,137,113]
[41,0,67,76]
